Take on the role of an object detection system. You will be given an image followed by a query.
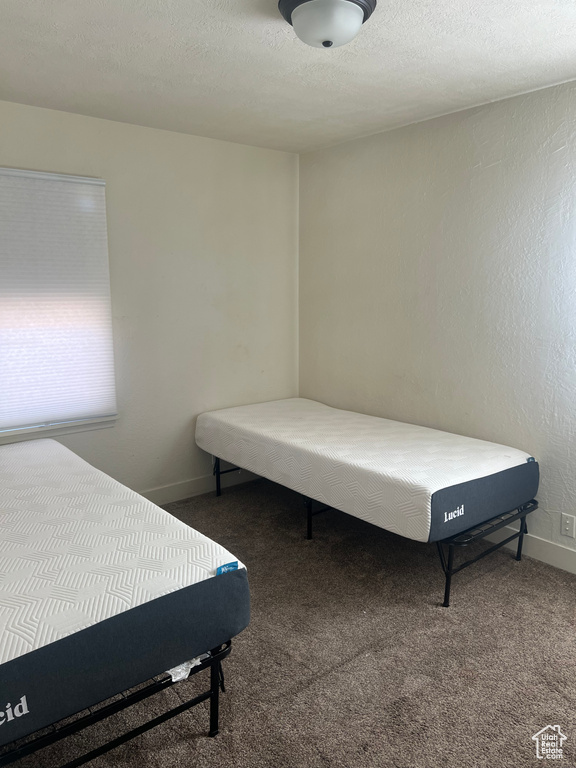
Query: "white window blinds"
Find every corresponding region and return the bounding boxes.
[0,168,117,435]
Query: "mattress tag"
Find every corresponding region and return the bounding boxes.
[166,654,210,682]
[217,561,239,575]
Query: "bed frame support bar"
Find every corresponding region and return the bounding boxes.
[0,642,232,768]
[304,497,332,540]
[213,457,241,497]
[436,501,537,607]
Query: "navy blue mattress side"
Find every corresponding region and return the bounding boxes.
[428,460,539,542]
[0,568,250,746]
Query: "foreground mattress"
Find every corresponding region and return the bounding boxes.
[196,398,539,543]
[0,439,250,746]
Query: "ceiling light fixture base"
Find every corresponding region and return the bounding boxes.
[278,0,376,26]
[279,0,376,49]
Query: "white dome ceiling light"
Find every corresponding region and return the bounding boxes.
[278,0,377,49]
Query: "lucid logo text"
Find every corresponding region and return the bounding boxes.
[444,505,464,523]
[0,696,29,726]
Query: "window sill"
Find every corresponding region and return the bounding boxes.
[0,416,117,445]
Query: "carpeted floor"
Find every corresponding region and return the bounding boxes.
[15,480,576,767]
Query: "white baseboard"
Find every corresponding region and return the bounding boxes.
[486,526,576,576]
[142,468,258,506]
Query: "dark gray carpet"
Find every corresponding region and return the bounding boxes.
[14,480,576,767]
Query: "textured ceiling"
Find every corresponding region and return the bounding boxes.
[1,0,576,153]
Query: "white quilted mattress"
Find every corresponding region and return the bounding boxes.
[0,439,244,666]
[196,398,536,543]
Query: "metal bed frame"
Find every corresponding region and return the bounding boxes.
[213,457,538,607]
[0,641,232,768]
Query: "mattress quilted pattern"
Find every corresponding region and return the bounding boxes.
[196,398,533,543]
[0,439,244,665]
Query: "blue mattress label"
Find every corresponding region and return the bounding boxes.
[217,561,239,575]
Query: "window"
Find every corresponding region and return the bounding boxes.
[0,168,117,436]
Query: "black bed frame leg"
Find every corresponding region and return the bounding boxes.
[436,501,536,608]
[516,516,527,561]
[218,661,226,693]
[442,544,454,608]
[214,457,221,498]
[305,497,313,540]
[208,654,220,737]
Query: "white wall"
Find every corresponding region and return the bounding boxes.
[300,82,576,559]
[0,100,299,502]
[3,83,576,570]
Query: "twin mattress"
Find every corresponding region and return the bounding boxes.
[196,398,539,543]
[0,439,250,746]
